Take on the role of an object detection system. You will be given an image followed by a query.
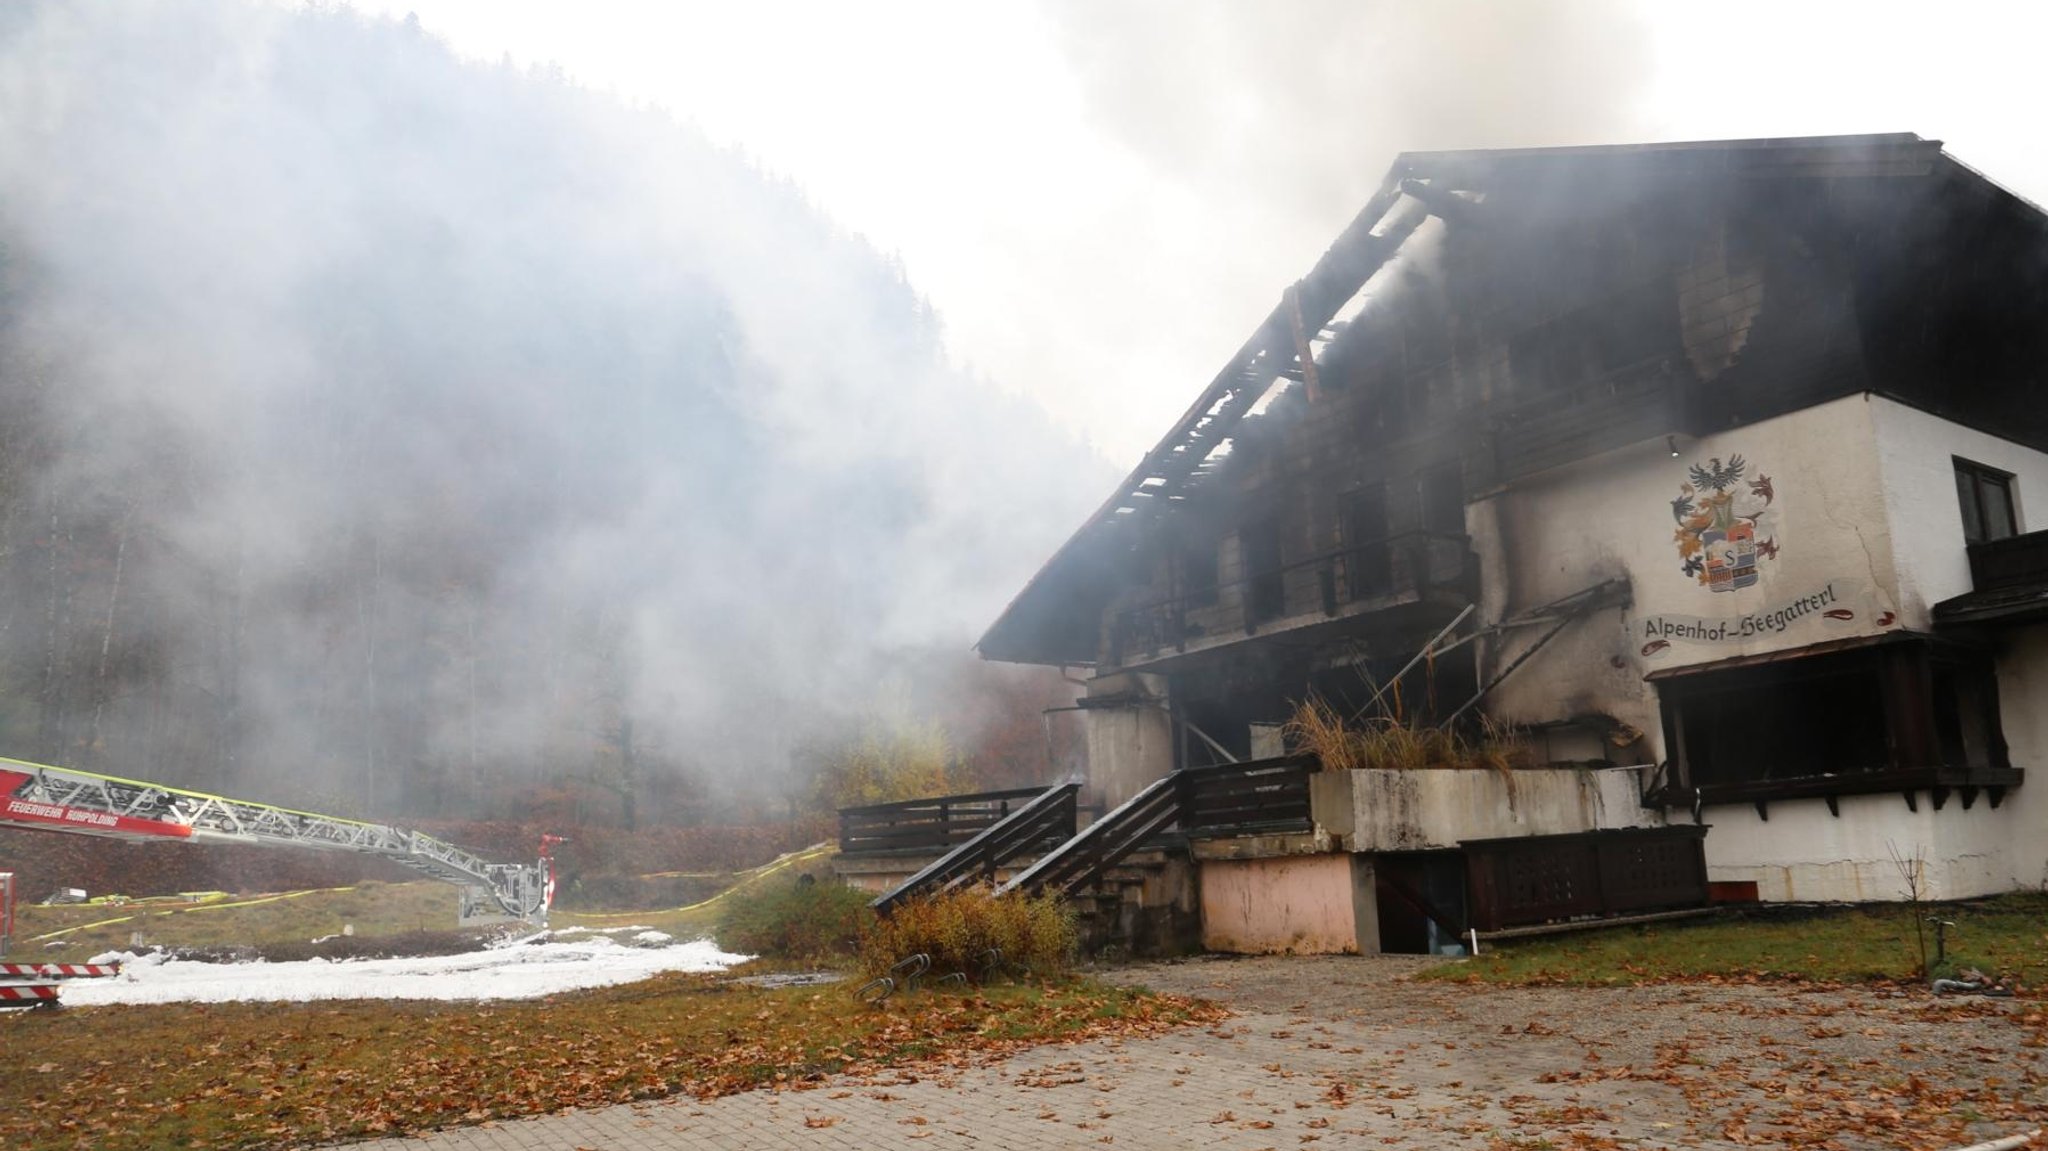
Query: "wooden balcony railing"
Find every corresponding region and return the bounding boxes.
[1462,826,1709,933]
[1111,530,1475,667]
[1967,529,2048,592]
[1000,756,1316,899]
[838,787,1056,856]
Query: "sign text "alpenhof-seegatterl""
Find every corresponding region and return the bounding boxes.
[1638,581,1857,645]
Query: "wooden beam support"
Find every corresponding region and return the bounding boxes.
[1285,282,1322,404]
[1398,178,1481,226]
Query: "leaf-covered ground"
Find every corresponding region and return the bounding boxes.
[1121,953,2048,1150]
[1420,892,2048,989]
[1,973,1221,1151]
[1516,996,2048,1149]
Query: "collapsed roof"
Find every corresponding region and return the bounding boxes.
[979,134,2048,667]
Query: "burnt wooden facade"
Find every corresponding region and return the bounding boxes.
[982,135,2048,683]
[976,134,2048,923]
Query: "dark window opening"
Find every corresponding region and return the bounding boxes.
[1419,464,1465,536]
[1507,282,1677,393]
[1672,657,1889,790]
[1589,283,1677,373]
[1339,485,1390,599]
[1374,853,1468,955]
[1169,668,1294,770]
[1175,696,1255,768]
[1656,640,2013,803]
[1241,520,1284,624]
[1307,648,1478,729]
[1178,538,1219,609]
[1954,457,2018,544]
[1931,657,2001,770]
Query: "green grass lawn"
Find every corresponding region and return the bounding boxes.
[13,881,464,957]
[1421,891,2048,987]
[10,843,839,958]
[550,842,838,941]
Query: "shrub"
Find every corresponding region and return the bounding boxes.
[857,888,1076,981]
[1284,694,1527,778]
[714,874,874,960]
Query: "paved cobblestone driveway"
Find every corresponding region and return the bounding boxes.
[343,955,2044,1150]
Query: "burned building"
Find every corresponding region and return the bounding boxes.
[968,134,2048,949]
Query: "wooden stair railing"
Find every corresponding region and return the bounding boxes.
[997,773,1184,900]
[870,783,1080,915]
[999,755,1317,900]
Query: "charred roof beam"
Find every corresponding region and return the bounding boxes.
[1398,178,1483,226]
[976,174,1429,663]
[1134,200,1432,508]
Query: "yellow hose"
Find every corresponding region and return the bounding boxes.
[28,885,359,941]
[24,841,837,940]
[560,842,834,921]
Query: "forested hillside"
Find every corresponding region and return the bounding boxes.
[0,2,1110,832]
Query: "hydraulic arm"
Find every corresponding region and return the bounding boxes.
[0,759,551,924]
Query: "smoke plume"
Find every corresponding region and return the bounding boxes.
[1030,0,1653,447]
[0,2,1111,822]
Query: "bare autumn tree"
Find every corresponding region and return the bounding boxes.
[811,719,959,811]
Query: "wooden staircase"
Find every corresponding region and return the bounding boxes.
[869,783,1080,914]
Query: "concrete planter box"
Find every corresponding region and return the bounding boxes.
[1309,765,1661,852]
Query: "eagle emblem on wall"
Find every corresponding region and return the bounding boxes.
[1670,455,1778,592]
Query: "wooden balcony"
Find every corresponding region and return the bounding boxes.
[838,787,1064,856]
[1934,528,2048,627]
[1968,529,2048,591]
[1109,530,1478,671]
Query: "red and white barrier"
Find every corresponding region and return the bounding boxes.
[0,957,118,1008]
[0,962,121,979]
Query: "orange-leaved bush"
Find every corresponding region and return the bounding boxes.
[857,888,1075,981]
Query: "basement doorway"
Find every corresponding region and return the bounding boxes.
[1372,851,1468,955]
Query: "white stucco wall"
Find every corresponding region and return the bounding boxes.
[1688,791,2029,902]
[1470,392,1905,750]
[1696,620,2048,903]
[1989,626,2048,893]
[1869,395,2048,620]
[1469,393,2048,902]
[1714,624,2042,901]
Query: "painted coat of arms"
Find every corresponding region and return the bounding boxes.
[1671,455,1777,592]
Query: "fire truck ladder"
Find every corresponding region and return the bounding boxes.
[0,758,552,924]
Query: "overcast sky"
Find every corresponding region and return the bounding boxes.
[342,0,2048,466]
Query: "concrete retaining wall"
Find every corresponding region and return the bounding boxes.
[1311,765,1662,852]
